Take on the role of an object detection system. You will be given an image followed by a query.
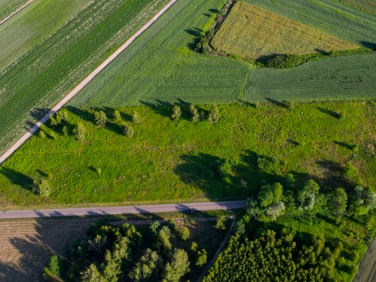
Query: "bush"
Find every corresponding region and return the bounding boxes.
[43,255,63,281]
[177,226,190,241]
[266,54,308,69]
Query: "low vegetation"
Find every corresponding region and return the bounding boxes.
[0,101,374,206]
[0,0,28,21]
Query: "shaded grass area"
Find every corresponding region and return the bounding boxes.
[0,0,167,156]
[0,102,374,207]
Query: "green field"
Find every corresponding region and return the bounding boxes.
[0,0,27,21]
[0,0,167,156]
[340,0,376,15]
[72,0,376,108]
[245,0,376,45]
[0,102,374,207]
[0,0,92,71]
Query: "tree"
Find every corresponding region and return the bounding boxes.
[132,111,141,123]
[258,183,283,208]
[113,110,122,123]
[129,249,162,281]
[81,264,103,282]
[74,122,85,141]
[95,111,108,128]
[122,125,134,137]
[177,226,190,241]
[171,105,182,121]
[265,202,285,220]
[207,106,220,123]
[196,249,207,267]
[331,188,348,218]
[189,104,200,123]
[33,178,50,197]
[297,180,320,210]
[158,226,172,251]
[218,159,234,183]
[43,255,63,281]
[162,249,190,282]
[349,186,376,216]
[214,215,226,230]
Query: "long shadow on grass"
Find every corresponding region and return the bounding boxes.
[360,41,376,51]
[317,107,342,119]
[0,167,33,191]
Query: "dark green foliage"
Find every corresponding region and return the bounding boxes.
[121,124,134,137]
[194,30,214,55]
[297,179,320,210]
[204,230,340,282]
[266,54,309,68]
[218,159,235,183]
[349,186,376,216]
[256,155,284,174]
[129,249,162,282]
[331,188,348,218]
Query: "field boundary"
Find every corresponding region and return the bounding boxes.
[0,0,34,25]
[0,0,177,165]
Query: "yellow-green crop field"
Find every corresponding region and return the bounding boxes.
[212,1,359,60]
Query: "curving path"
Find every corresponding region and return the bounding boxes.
[0,0,178,165]
[0,0,34,25]
[0,201,246,219]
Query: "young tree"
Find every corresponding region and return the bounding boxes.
[331,188,348,218]
[33,178,50,197]
[132,111,141,123]
[94,111,108,128]
[214,215,226,230]
[189,104,200,123]
[218,159,234,183]
[177,226,190,241]
[207,106,220,123]
[171,105,182,121]
[195,249,207,267]
[113,110,122,123]
[162,249,190,282]
[258,183,283,208]
[43,255,63,281]
[297,180,320,210]
[159,226,172,251]
[121,124,134,137]
[74,122,85,141]
[129,249,162,281]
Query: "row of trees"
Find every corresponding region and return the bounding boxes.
[44,221,208,282]
[171,104,220,124]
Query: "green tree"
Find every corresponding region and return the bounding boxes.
[74,122,85,141]
[122,124,134,137]
[33,178,50,197]
[218,159,234,183]
[208,106,220,123]
[189,104,200,123]
[129,249,162,281]
[177,226,190,241]
[132,111,141,123]
[159,226,172,251]
[171,105,182,121]
[162,249,190,282]
[196,249,207,267]
[332,188,348,218]
[113,110,122,123]
[43,255,63,281]
[214,215,226,230]
[94,111,108,128]
[258,183,283,208]
[297,180,320,210]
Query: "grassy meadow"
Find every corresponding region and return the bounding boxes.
[212,1,358,60]
[341,0,376,14]
[0,0,167,155]
[0,0,92,71]
[0,101,374,207]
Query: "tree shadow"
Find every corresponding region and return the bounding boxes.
[185,27,203,50]
[0,167,33,191]
[265,98,289,109]
[236,99,256,108]
[359,41,376,51]
[314,48,330,55]
[66,106,95,124]
[333,141,355,151]
[140,100,173,119]
[316,107,342,119]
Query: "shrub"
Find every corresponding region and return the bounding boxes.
[94,110,108,128]
[171,105,182,121]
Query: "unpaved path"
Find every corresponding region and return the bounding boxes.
[0,0,178,165]
[0,0,34,25]
[353,234,376,282]
[0,201,246,219]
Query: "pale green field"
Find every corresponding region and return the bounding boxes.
[0,0,92,71]
[0,0,27,21]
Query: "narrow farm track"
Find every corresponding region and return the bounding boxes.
[0,0,178,165]
[0,201,246,219]
[0,0,34,25]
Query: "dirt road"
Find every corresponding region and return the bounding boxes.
[0,201,246,219]
[0,0,34,25]
[0,0,178,165]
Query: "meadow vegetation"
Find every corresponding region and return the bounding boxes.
[0,0,28,21]
[0,101,374,207]
[212,2,359,60]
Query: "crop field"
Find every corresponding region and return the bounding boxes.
[246,52,376,101]
[245,0,376,45]
[0,0,168,156]
[0,0,92,71]
[0,0,27,21]
[212,2,359,60]
[341,0,376,14]
[0,101,374,207]
[71,0,375,109]
[0,217,97,281]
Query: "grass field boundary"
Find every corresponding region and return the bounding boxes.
[0,0,177,166]
[0,0,34,25]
